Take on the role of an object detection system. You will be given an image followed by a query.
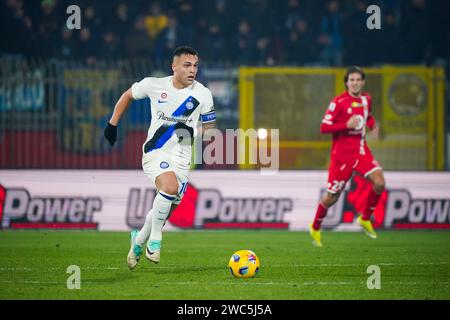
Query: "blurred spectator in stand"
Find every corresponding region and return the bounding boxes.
[163,14,179,55]
[248,0,282,65]
[343,0,371,66]
[255,37,271,65]
[83,5,101,37]
[114,3,131,40]
[124,16,152,58]
[285,19,317,65]
[400,0,430,64]
[423,0,449,64]
[144,2,168,44]
[239,0,270,35]
[199,0,231,63]
[100,31,122,60]
[317,0,343,66]
[37,0,59,57]
[0,0,446,67]
[77,27,97,64]
[58,28,75,59]
[374,12,401,64]
[176,1,195,46]
[153,14,179,68]
[231,20,257,66]
[1,0,35,55]
[285,0,304,31]
[266,25,286,65]
[379,0,403,27]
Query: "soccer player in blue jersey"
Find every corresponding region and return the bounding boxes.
[104,46,216,268]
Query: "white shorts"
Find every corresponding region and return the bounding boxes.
[142,150,190,205]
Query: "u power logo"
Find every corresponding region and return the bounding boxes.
[0,185,102,229]
[126,186,293,230]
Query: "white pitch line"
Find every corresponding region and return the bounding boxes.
[0,280,362,286]
[0,261,448,272]
[0,267,121,271]
[2,280,449,287]
[0,280,60,285]
[270,262,450,267]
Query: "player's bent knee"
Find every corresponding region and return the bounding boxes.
[374,180,385,194]
[159,184,178,196]
[156,172,179,195]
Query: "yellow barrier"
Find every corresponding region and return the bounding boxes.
[239,66,445,170]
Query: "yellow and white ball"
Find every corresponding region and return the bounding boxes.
[228,250,260,278]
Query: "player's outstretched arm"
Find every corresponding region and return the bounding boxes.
[104,88,134,147]
[109,88,133,126]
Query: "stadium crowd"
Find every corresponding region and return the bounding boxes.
[1,0,448,67]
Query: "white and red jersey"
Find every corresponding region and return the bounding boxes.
[320,91,376,162]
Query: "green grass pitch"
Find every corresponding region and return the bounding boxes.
[1,230,449,299]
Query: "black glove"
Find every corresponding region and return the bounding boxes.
[104,122,117,146]
[174,122,194,143]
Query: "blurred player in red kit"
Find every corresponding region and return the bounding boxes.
[309,66,386,247]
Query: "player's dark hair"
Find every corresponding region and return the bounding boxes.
[344,66,365,83]
[173,46,198,57]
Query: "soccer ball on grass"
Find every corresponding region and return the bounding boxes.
[228,250,260,278]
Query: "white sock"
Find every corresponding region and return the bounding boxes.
[149,191,176,243]
[135,209,153,246]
